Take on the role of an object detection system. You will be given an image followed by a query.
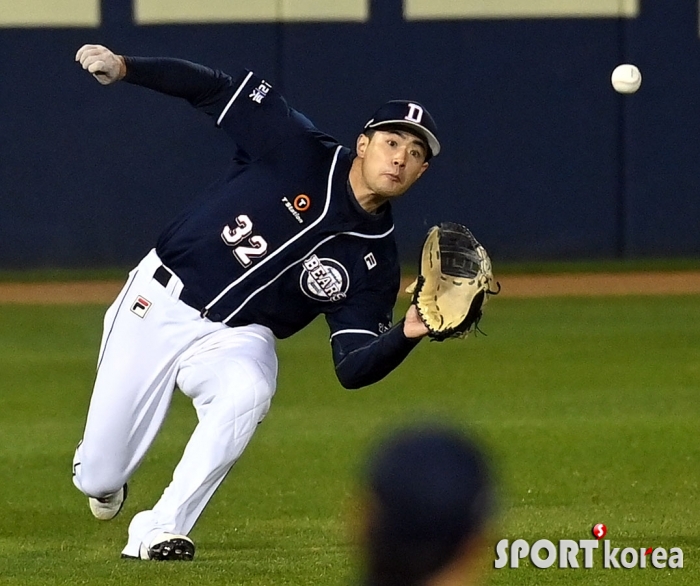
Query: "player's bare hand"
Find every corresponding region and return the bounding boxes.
[75,44,126,85]
[403,304,429,339]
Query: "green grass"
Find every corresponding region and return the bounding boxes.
[0,296,699,584]
[0,268,132,283]
[0,257,698,282]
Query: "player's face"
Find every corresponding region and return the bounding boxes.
[356,130,429,198]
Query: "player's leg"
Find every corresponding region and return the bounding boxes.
[72,250,208,514]
[120,324,278,559]
[71,267,141,519]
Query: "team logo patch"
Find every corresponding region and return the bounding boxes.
[405,103,424,123]
[130,296,152,318]
[300,255,349,302]
[293,194,311,212]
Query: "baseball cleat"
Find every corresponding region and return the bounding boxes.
[140,533,195,561]
[88,483,128,520]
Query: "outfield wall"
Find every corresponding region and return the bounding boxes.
[1,0,699,268]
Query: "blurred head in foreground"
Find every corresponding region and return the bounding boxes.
[360,425,496,586]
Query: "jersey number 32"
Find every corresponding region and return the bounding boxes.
[221,215,269,267]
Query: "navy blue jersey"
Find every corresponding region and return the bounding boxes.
[123,57,420,388]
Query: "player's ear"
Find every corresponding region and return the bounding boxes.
[356,133,370,158]
[415,161,429,180]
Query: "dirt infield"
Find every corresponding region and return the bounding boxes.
[1,271,700,304]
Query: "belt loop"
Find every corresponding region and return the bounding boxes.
[153,265,171,288]
[153,264,184,300]
[170,279,184,299]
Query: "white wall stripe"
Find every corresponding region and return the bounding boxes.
[216,71,254,127]
[0,0,100,27]
[134,0,369,24]
[404,0,639,19]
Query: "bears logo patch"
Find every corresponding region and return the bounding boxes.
[300,255,349,302]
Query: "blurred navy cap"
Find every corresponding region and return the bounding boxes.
[364,100,441,157]
[366,426,496,575]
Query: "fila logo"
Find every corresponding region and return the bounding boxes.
[364,252,377,270]
[405,103,424,123]
[130,296,152,318]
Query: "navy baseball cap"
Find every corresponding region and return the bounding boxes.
[362,425,496,584]
[364,100,441,157]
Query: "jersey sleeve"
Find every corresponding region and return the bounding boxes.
[123,56,234,114]
[325,268,421,389]
[122,56,316,160]
[330,319,421,389]
[214,71,316,160]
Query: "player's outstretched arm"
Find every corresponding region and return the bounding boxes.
[75,46,234,117]
[403,304,429,339]
[75,44,126,85]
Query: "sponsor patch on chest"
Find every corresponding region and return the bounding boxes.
[281,197,304,223]
[300,255,349,302]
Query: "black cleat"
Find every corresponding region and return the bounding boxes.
[146,533,195,561]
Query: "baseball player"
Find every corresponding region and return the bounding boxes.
[72,44,440,561]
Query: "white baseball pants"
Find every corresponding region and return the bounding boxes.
[72,249,278,556]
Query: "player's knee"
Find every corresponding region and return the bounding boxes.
[75,452,128,497]
[75,470,126,499]
[213,368,274,427]
[225,358,275,401]
[221,378,273,419]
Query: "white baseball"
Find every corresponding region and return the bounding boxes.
[611,64,642,94]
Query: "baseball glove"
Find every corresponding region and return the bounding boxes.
[406,222,500,341]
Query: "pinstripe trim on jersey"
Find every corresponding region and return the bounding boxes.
[216,71,255,127]
[330,329,378,339]
[204,145,343,313]
[221,225,395,323]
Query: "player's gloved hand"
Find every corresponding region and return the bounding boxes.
[408,222,500,341]
[75,44,126,85]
